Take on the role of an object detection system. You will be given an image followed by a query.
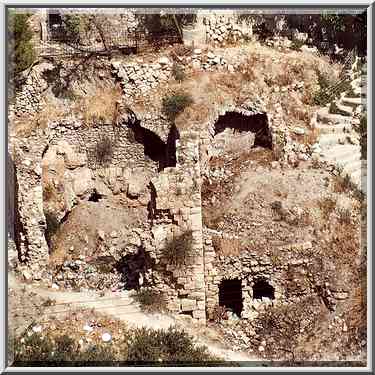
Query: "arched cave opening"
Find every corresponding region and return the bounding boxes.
[130,121,170,171]
[214,111,272,149]
[48,10,63,29]
[115,247,155,290]
[219,278,243,317]
[252,278,275,300]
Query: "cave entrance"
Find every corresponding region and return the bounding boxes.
[214,111,272,149]
[115,247,154,290]
[88,190,103,202]
[219,279,243,317]
[252,278,275,300]
[47,10,66,42]
[130,121,170,171]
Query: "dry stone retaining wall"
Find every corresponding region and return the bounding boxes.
[10,132,49,272]
[10,62,55,118]
[203,229,349,320]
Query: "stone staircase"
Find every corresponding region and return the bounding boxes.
[312,61,367,194]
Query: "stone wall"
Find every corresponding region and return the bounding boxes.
[203,229,348,320]
[10,62,55,118]
[60,9,139,46]
[47,120,161,174]
[182,10,255,47]
[10,113,168,268]
[150,130,206,323]
[111,57,173,99]
[111,49,240,101]
[10,130,49,272]
[202,12,253,46]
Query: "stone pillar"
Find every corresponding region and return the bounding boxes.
[11,133,50,278]
[150,130,206,324]
[39,9,48,42]
[182,10,207,47]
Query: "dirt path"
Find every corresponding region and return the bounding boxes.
[8,273,256,363]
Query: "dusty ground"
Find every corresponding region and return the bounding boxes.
[49,197,150,264]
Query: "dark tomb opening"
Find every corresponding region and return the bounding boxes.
[214,111,272,149]
[252,278,275,300]
[115,247,154,290]
[130,121,169,171]
[88,190,103,202]
[48,11,63,28]
[219,279,243,317]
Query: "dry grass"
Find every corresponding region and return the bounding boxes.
[14,84,122,137]
[212,236,242,256]
[303,127,320,145]
[318,196,337,221]
[333,174,354,194]
[77,85,122,125]
[14,101,68,138]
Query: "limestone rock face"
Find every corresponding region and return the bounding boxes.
[42,140,94,221]
[72,168,94,197]
[127,179,143,198]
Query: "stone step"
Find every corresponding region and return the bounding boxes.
[351,77,361,87]
[318,133,351,148]
[353,87,367,97]
[333,102,353,116]
[317,108,352,125]
[341,96,362,107]
[349,169,366,192]
[315,123,351,135]
[340,159,363,178]
[320,144,361,165]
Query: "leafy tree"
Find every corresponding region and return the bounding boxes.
[284,13,366,56]
[8,11,36,75]
[62,14,81,42]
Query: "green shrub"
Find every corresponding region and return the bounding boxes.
[162,231,193,266]
[317,70,331,91]
[313,71,333,105]
[135,289,167,313]
[14,331,117,366]
[62,14,81,42]
[14,332,62,364]
[13,326,224,366]
[8,12,36,75]
[313,90,330,106]
[162,91,193,122]
[127,326,221,365]
[290,38,305,51]
[172,63,186,82]
[75,344,118,366]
